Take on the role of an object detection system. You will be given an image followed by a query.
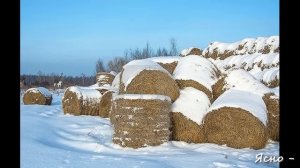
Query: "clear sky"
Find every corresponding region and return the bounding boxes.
[21,0,279,76]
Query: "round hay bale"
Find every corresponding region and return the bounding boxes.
[171,87,211,143]
[23,87,52,105]
[180,47,202,56]
[99,90,114,118]
[96,72,115,86]
[110,94,171,148]
[263,93,279,141]
[217,69,272,97]
[120,59,180,102]
[62,86,102,116]
[173,55,219,101]
[203,89,268,149]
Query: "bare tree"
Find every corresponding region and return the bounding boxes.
[96,58,106,73]
[169,38,178,56]
[107,57,128,72]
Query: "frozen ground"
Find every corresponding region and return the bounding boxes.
[21,92,279,168]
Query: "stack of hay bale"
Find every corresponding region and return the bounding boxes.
[110,59,180,148]
[171,55,219,143]
[23,87,52,105]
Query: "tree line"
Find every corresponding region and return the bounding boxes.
[20,72,96,89]
[96,38,178,73]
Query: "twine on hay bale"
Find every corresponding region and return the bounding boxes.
[120,59,180,102]
[96,72,115,86]
[263,93,279,141]
[110,94,171,148]
[23,87,52,105]
[203,89,268,149]
[171,87,211,143]
[62,86,102,116]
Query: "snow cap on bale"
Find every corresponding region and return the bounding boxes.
[173,55,220,101]
[203,89,268,149]
[120,59,180,102]
[263,93,279,141]
[213,69,273,100]
[180,47,202,56]
[23,87,52,105]
[96,72,115,86]
[147,56,181,74]
[111,72,121,91]
[171,87,211,143]
[110,94,171,148]
[62,86,102,116]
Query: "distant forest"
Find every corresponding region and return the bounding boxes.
[21,38,179,89]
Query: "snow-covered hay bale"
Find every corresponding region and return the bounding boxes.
[213,69,272,99]
[252,67,279,88]
[173,55,220,101]
[171,87,211,143]
[263,93,279,141]
[110,94,171,148]
[203,36,279,60]
[62,86,102,116]
[23,87,52,105]
[147,56,181,74]
[99,90,114,118]
[180,47,202,57]
[120,59,180,102]
[96,72,115,86]
[203,89,268,149]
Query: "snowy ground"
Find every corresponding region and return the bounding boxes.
[21,92,279,168]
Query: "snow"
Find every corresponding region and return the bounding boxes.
[21,92,279,168]
[25,87,52,97]
[111,72,121,90]
[113,94,171,102]
[147,56,181,64]
[121,59,172,90]
[223,69,272,96]
[110,71,117,76]
[208,89,267,125]
[172,87,211,125]
[203,36,279,56]
[173,55,218,91]
[64,86,102,102]
[250,67,279,84]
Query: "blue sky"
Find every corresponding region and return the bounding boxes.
[21,0,279,76]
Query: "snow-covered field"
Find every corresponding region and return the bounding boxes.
[21,92,279,168]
